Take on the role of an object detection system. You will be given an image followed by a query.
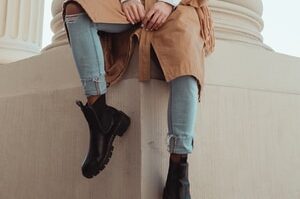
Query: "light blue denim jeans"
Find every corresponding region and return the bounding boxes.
[64,12,199,154]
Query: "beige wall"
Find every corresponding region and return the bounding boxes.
[1,40,300,198]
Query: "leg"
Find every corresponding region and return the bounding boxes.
[167,75,198,156]
[64,2,132,105]
[163,75,198,199]
[63,3,132,178]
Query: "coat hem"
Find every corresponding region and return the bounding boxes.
[150,44,204,103]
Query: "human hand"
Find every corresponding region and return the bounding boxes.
[142,1,174,31]
[121,0,146,24]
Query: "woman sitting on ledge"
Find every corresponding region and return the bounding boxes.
[62,0,214,198]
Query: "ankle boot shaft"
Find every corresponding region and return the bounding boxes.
[76,99,113,134]
[164,160,191,199]
[89,94,106,110]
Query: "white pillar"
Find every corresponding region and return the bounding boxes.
[0,0,45,64]
[42,0,270,52]
[42,0,68,52]
[209,0,270,49]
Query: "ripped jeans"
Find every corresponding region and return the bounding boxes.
[64,12,199,154]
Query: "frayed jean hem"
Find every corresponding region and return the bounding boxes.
[166,134,194,154]
[81,76,107,96]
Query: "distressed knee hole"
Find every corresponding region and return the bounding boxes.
[65,2,85,15]
[64,14,82,23]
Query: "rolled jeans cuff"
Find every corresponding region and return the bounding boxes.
[81,75,107,96]
[166,134,194,154]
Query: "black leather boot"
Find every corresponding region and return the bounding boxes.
[163,158,191,199]
[76,95,131,178]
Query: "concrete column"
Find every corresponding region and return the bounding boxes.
[0,0,45,64]
[209,0,270,49]
[42,0,68,51]
[42,0,270,52]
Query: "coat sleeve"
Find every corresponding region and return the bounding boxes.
[120,0,180,8]
[120,0,141,3]
[157,0,181,8]
[180,0,207,7]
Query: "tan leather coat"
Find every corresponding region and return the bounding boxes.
[62,0,215,101]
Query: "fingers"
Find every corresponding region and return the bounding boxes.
[152,15,166,30]
[122,1,172,29]
[126,6,138,24]
[131,6,140,22]
[142,9,155,28]
[124,9,135,24]
[143,10,166,31]
[145,12,160,30]
[122,0,145,24]
[142,2,173,31]
[137,4,146,20]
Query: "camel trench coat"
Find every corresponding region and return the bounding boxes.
[62,0,215,102]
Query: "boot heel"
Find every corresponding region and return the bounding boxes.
[116,111,131,137]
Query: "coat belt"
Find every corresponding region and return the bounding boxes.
[138,29,152,81]
[138,0,155,81]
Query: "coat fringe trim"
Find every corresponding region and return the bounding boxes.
[181,0,215,56]
[198,5,215,56]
